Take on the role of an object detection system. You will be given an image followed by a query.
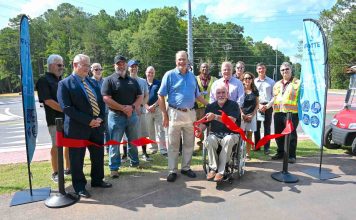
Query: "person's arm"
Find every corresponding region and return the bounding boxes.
[267,80,276,109]
[196,95,208,106]
[158,95,169,128]
[236,82,245,107]
[205,112,236,123]
[44,99,63,112]
[133,94,143,111]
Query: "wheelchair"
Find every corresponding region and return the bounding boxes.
[202,133,246,186]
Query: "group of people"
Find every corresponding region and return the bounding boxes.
[195,60,300,181]
[36,50,300,198]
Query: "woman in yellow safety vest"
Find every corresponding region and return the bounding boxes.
[271,62,301,164]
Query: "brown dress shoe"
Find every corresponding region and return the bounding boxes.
[206,171,216,181]
[214,173,224,182]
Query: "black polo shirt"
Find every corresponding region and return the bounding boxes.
[101,72,142,105]
[36,72,64,126]
[204,99,241,137]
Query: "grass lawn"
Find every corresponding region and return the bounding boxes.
[0,139,346,195]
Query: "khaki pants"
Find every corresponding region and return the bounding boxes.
[167,108,196,173]
[205,134,239,174]
[146,108,167,154]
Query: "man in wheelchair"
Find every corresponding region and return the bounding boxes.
[195,84,241,182]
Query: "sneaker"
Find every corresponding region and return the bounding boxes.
[161,153,168,157]
[271,154,283,160]
[150,149,158,154]
[121,154,127,163]
[264,149,270,155]
[181,169,197,178]
[288,157,296,164]
[130,163,142,169]
[110,170,119,178]
[142,154,153,161]
[64,169,71,176]
[167,173,177,182]
[51,172,58,183]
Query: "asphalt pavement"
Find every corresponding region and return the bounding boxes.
[0,154,355,219]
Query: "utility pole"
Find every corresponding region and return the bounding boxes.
[274,45,278,81]
[187,0,194,72]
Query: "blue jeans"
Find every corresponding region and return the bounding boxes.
[108,110,139,171]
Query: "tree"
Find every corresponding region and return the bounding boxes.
[320,0,356,88]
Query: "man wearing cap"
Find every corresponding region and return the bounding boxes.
[101,55,143,178]
[158,50,208,182]
[127,59,152,161]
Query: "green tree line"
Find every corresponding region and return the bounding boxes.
[0,3,295,93]
[319,0,355,89]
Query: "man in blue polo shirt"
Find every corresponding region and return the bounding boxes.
[158,50,208,182]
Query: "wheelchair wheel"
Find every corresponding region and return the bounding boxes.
[202,147,209,175]
[235,139,246,178]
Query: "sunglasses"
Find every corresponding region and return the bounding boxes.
[281,68,290,72]
[56,64,64,68]
[94,68,103,71]
[243,77,252,80]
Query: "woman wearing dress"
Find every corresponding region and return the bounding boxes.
[240,72,259,160]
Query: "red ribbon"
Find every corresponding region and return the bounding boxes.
[193,111,293,150]
[56,131,156,148]
[220,111,255,146]
[193,117,209,138]
[254,120,294,150]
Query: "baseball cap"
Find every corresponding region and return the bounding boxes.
[114,55,127,64]
[128,59,139,67]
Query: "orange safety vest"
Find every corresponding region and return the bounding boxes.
[196,75,217,108]
[273,78,300,113]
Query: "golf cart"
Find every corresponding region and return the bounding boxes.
[324,66,356,154]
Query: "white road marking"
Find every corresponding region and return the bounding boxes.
[5,108,23,118]
[4,135,25,139]
[0,142,52,153]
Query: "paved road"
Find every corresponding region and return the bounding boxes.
[0,96,51,153]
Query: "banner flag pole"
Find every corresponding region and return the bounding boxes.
[10,15,50,207]
[299,18,339,180]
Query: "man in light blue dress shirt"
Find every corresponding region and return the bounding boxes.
[158,51,208,182]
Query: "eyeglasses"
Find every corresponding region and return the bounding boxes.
[281,68,290,72]
[56,64,64,68]
[79,63,90,68]
[236,67,245,69]
[243,77,252,80]
[93,68,103,71]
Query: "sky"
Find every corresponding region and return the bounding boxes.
[0,0,337,63]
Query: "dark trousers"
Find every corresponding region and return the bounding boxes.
[69,127,104,193]
[274,112,299,158]
[254,107,273,151]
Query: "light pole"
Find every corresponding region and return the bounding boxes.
[222,43,232,60]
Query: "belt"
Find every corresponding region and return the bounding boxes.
[169,104,194,112]
[109,108,126,116]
